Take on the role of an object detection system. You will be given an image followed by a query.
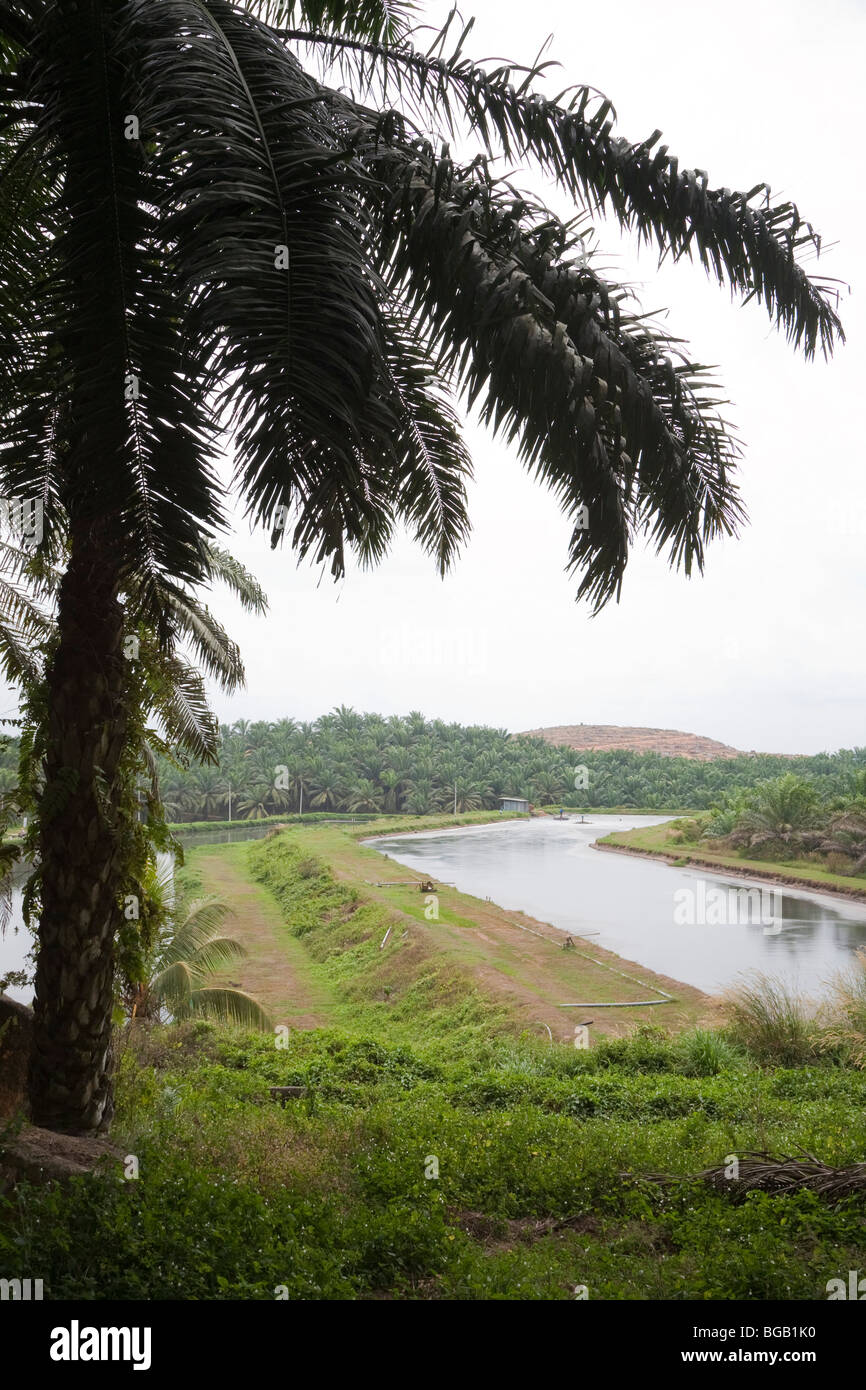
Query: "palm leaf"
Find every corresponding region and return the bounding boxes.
[359,127,741,606]
[150,957,196,1010]
[187,933,247,974]
[163,897,237,964]
[145,650,221,764]
[201,543,268,614]
[283,11,844,357]
[187,985,271,1029]
[245,1,417,42]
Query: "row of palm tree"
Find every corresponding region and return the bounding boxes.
[134,710,866,820]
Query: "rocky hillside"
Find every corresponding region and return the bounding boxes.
[518,724,747,761]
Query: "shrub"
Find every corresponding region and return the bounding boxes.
[593,1024,676,1074]
[820,949,866,1067]
[723,974,819,1066]
[675,1027,747,1076]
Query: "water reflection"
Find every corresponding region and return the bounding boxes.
[367,816,866,997]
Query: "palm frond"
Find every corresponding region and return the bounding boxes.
[149,957,195,1010]
[376,310,472,574]
[5,0,225,616]
[159,585,247,694]
[126,0,402,572]
[145,649,221,764]
[0,615,42,684]
[356,126,741,606]
[187,933,247,974]
[284,11,844,357]
[245,0,416,43]
[201,542,268,614]
[187,985,271,1029]
[164,897,237,963]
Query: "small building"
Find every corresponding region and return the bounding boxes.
[499,796,530,813]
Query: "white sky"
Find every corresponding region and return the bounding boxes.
[10,0,865,755]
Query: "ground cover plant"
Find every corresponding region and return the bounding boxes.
[3,833,865,1301]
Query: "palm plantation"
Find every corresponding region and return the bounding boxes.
[131,711,866,823]
[0,0,844,1133]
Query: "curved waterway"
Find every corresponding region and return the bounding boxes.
[367,815,866,998]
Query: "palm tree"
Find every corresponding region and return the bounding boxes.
[0,525,267,1126]
[404,778,435,816]
[379,766,403,813]
[754,775,821,834]
[308,759,343,810]
[529,770,568,805]
[328,705,362,737]
[237,781,273,819]
[818,810,866,877]
[159,767,190,822]
[730,774,821,850]
[124,858,270,1028]
[187,767,226,821]
[346,778,384,813]
[1,1,843,1133]
[405,711,428,742]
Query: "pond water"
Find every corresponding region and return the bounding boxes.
[366,815,866,998]
[6,816,866,1008]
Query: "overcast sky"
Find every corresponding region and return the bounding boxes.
[11,0,864,755]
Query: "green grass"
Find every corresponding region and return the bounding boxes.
[346,809,528,838]
[724,978,820,1067]
[244,831,511,1050]
[169,811,380,833]
[3,828,865,1301]
[3,1018,865,1300]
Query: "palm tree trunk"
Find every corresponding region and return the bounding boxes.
[28,518,128,1134]
[24,1,141,1135]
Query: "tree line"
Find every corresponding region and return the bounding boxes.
[14,709,852,821]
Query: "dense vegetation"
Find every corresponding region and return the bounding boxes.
[674,773,866,879]
[78,712,866,817]
[4,1024,865,1300]
[5,711,866,824]
[3,833,864,1301]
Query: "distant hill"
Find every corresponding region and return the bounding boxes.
[517,724,749,761]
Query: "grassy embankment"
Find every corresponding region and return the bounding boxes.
[598,819,866,901]
[3,821,866,1300]
[189,820,708,1039]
